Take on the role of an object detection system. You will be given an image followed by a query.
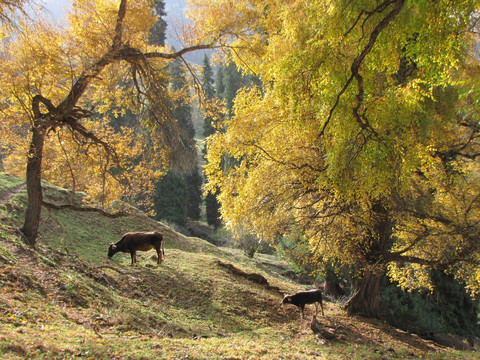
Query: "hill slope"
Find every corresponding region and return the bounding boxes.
[0,173,477,359]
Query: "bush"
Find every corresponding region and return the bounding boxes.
[234,227,261,258]
[380,272,480,337]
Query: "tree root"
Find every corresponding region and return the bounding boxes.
[42,200,128,218]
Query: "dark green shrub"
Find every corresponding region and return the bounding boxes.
[380,272,480,337]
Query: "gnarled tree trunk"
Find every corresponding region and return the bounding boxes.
[344,268,383,317]
[21,121,47,245]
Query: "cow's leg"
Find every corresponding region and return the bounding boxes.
[319,299,324,316]
[300,305,305,319]
[130,250,136,266]
[155,246,161,264]
[315,303,318,316]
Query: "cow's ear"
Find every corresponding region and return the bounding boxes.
[112,244,117,250]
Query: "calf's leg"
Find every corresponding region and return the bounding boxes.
[319,300,324,316]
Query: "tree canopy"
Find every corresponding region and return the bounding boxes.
[194,0,480,314]
[0,0,210,244]
[2,0,480,317]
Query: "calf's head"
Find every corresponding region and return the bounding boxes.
[107,243,117,258]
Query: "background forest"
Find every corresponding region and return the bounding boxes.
[1,0,480,354]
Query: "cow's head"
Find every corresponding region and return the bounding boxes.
[282,295,292,304]
[107,243,117,258]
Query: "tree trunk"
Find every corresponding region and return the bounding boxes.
[323,265,346,299]
[21,122,47,246]
[344,268,383,317]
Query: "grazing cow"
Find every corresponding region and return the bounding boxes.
[282,289,324,318]
[108,231,165,265]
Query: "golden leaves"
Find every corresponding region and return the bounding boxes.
[199,0,480,292]
[69,0,155,53]
[0,0,175,214]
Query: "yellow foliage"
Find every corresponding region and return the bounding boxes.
[0,0,179,212]
[200,0,480,293]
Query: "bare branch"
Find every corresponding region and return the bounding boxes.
[245,141,327,173]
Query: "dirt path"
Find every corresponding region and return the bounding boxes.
[0,183,27,204]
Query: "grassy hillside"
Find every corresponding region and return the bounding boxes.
[0,173,478,359]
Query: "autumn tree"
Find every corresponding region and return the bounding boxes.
[0,0,28,21]
[0,0,211,245]
[193,0,480,316]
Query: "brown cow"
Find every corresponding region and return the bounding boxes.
[282,289,324,318]
[108,231,165,265]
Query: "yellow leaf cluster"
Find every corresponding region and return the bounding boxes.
[200,0,480,291]
[0,0,175,213]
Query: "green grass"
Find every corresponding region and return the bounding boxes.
[0,172,478,359]
[0,173,25,193]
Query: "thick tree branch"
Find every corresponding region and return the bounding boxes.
[112,0,127,48]
[41,200,129,218]
[320,0,406,136]
[32,94,55,119]
[385,253,438,267]
[144,44,215,60]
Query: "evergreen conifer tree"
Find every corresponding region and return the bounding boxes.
[215,64,225,99]
[153,173,188,225]
[224,62,246,115]
[152,57,203,225]
[201,54,222,228]
[202,54,216,138]
[148,0,167,46]
[186,170,203,221]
